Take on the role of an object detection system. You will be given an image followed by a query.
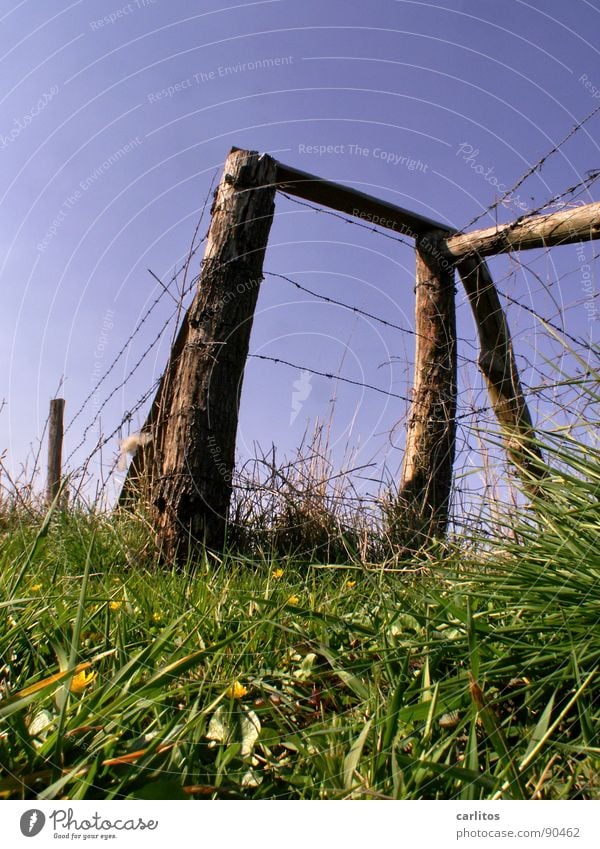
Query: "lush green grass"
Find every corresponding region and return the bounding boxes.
[0,447,598,802]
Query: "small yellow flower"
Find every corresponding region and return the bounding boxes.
[152,612,163,623]
[109,601,122,611]
[225,681,248,699]
[271,568,284,579]
[287,596,299,606]
[70,669,97,694]
[30,584,42,592]
[346,580,357,589]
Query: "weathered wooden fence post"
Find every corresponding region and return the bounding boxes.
[46,397,65,506]
[396,232,457,548]
[121,148,277,559]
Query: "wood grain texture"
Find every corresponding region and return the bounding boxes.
[46,398,65,506]
[456,253,544,480]
[446,201,600,258]
[396,232,457,548]
[120,148,277,559]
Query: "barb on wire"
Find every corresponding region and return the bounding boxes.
[279,191,416,248]
[248,352,490,421]
[65,170,218,435]
[65,303,183,466]
[249,352,412,401]
[266,270,480,361]
[266,270,417,333]
[71,377,161,495]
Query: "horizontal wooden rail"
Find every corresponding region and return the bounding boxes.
[275,158,600,259]
[274,161,452,239]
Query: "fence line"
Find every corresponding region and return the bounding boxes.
[58,127,600,535]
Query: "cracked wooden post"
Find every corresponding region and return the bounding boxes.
[395,231,457,549]
[120,148,277,560]
[455,253,544,481]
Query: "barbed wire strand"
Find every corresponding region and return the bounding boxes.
[461,100,600,231]
[248,352,489,422]
[265,270,480,360]
[65,170,218,435]
[279,191,418,247]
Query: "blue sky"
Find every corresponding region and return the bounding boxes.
[1,0,599,503]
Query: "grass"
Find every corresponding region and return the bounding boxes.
[0,456,598,801]
[1,347,599,800]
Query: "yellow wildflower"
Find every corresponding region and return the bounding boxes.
[70,669,97,694]
[30,584,42,592]
[109,601,122,611]
[287,596,299,606]
[271,568,284,579]
[346,580,357,589]
[152,612,163,623]
[225,681,248,700]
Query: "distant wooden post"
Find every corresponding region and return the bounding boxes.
[396,232,457,548]
[46,398,65,506]
[121,148,277,560]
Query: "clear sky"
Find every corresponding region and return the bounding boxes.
[1,0,599,505]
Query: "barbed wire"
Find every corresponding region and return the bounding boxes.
[70,377,161,495]
[265,270,480,361]
[279,191,417,247]
[63,127,600,509]
[65,266,196,438]
[248,352,489,422]
[461,100,600,232]
[65,301,184,467]
[65,171,218,436]
[498,278,598,352]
